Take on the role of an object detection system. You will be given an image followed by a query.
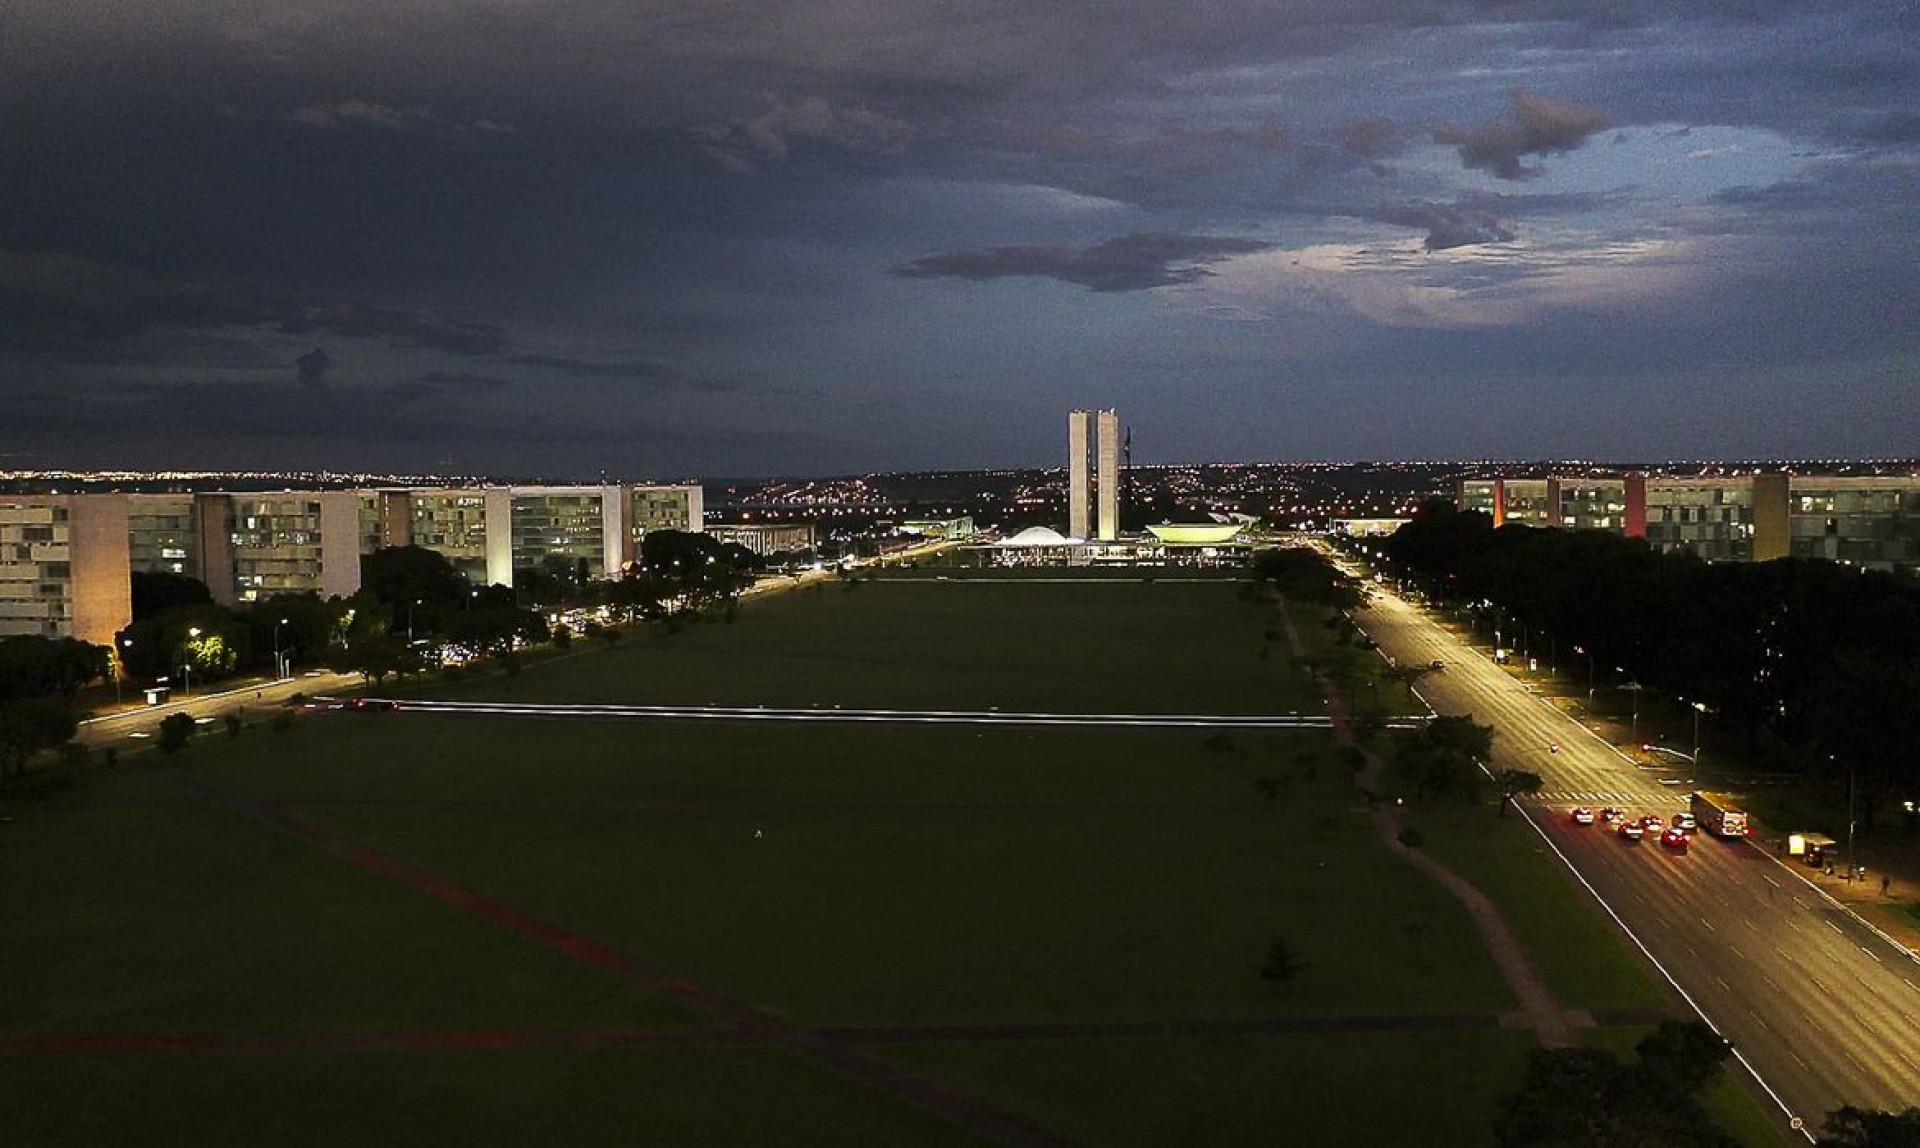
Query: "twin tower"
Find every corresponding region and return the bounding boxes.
[1067,408,1123,542]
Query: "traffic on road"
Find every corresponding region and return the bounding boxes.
[1334,550,1920,1140]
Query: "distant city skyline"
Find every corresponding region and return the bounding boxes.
[4,3,1917,475]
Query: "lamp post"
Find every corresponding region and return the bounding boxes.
[273,617,290,680]
[1575,645,1594,703]
[182,626,201,696]
[1690,700,1708,768]
[1617,670,1640,740]
[1843,756,1857,882]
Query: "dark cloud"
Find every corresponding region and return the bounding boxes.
[295,347,331,389]
[417,370,512,388]
[504,353,672,380]
[894,232,1271,292]
[1374,201,1515,251]
[1434,90,1609,180]
[0,249,282,357]
[279,303,507,356]
[286,98,516,135]
[1341,117,1403,159]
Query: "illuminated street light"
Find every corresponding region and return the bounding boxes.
[1617,669,1641,741]
[1688,699,1709,767]
[273,617,290,680]
[182,626,202,696]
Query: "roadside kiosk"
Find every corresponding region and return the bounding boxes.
[1787,832,1839,869]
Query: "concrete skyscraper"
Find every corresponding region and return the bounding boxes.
[1068,408,1122,541]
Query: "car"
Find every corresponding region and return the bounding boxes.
[349,698,398,712]
[1673,812,1697,831]
[1641,814,1664,832]
[1619,820,1646,841]
[1570,806,1596,825]
[1428,659,1446,670]
[1661,827,1691,852]
[1599,806,1626,826]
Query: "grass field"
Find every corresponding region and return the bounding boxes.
[0,574,1760,1145]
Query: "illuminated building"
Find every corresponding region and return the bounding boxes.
[1457,472,1920,573]
[704,522,814,556]
[0,495,131,646]
[1067,408,1122,541]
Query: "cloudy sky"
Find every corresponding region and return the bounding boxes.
[3,1,1916,478]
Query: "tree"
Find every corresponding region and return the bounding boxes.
[130,570,213,620]
[0,696,78,778]
[1392,715,1494,801]
[1495,1023,1738,1147]
[157,711,195,754]
[0,636,110,699]
[360,545,472,621]
[1259,938,1301,983]
[1495,769,1544,817]
[1819,1106,1920,1147]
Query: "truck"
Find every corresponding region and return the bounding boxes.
[1690,791,1750,840]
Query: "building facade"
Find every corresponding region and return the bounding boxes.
[0,495,131,647]
[704,522,815,556]
[1457,472,1920,574]
[1067,408,1122,542]
[0,483,709,653]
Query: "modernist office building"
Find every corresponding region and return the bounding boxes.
[1457,473,1920,572]
[1,483,704,645]
[1067,408,1122,542]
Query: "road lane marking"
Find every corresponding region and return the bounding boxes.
[1811,976,1832,995]
[1714,975,1731,991]
[1701,918,1717,933]
[1861,946,1881,963]
[1762,875,1780,889]
[1827,921,1845,936]
[1790,1049,1810,1070]
[1729,945,1746,961]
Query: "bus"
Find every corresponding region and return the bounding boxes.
[1690,791,1750,839]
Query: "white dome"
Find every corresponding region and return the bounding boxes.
[1002,525,1072,547]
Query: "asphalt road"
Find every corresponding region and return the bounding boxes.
[1350,579,1920,1137]
[76,670,364,750]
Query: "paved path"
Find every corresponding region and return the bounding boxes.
[1276,595,1578,1049]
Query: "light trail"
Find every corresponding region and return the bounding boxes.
[317,697,1431,731]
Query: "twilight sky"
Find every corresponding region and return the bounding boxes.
[3,1,1917,478]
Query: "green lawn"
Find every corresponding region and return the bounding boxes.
[1407,809,1670,1013]
[4,566,1785,1144]
[886,1029,1542,1148]
[0,768,692,1037]
[423,580,1323,714]
[1,1046,984,1148]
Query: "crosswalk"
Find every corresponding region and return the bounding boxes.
[1534,790,1690,803]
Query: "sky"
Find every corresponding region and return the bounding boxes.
[2,1,1917,478]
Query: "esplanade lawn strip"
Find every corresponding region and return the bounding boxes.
[318,696,1430,730]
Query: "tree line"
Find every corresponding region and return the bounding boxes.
[1,530,757,781]
[1382,501,1920,827]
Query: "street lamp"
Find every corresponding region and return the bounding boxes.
[1575,645,1595,703]
[182,626,201,696]
[1617,669,1641,740]
[1689,699,1709,767]
[273,617,290,680]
